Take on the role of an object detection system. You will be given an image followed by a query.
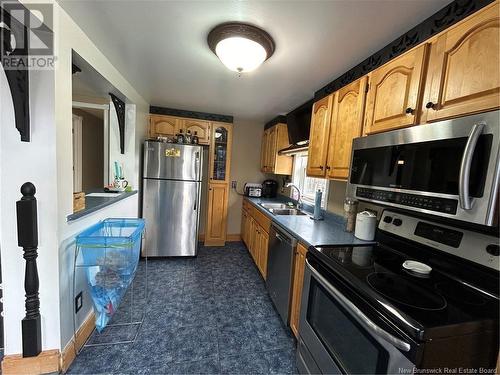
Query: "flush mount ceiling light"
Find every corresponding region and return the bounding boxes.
[207,22,275,74]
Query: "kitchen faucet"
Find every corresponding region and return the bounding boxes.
[286,183,303,209]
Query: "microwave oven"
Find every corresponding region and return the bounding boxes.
[347,110,499,226]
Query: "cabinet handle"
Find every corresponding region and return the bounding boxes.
[426,102,436,110]
[319,166,324,170]
[405,107,414,115]
[326,166,331,170]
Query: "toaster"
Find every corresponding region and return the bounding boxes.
[244,183,262,197]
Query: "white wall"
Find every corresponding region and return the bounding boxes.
[54,3,149,350]
[0,67,60,354]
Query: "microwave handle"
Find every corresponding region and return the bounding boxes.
[306,259,411,352]
[459,122,485,210]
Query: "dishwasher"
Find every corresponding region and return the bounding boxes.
[266,223,297,325]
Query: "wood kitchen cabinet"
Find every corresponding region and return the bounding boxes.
[205,123,233,246]
[149,115,211,145]
[260,123,293,175]
[149,115,180,138]
[326,76,368,180]
[421,2,500,123]
[290,242,308,338]
[364,44,428,134]
[241,198,271,280]
[306,94,334,177]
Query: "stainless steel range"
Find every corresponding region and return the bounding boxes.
[297,210,499,374]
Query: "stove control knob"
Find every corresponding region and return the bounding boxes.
[383,216,393,224]
[486,244,500,256]
[393,218,403,226]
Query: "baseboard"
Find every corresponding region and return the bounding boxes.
[60,312,95,373]
[226,234,241,242]
[1,349,60,375]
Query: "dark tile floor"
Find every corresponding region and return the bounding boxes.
[68,242,297,374]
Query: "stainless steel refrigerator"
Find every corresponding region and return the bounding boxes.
[142,141,203,257]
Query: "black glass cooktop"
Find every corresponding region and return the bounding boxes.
[309,244,499,341]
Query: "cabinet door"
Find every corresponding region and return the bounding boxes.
[327,77,368,180]
[254,226,262,272]
[260,129,269,173]
[241,209,248,246]
[181,119,211,145]
[245,210,253,249]
[290,243,308,338]
[306,94,334,177]
[149,115,180,138]
[209,123,233,184]
[364,45,428,134]
[267,126,278,172]
[421,2,500,123]
[259,229,269,280]
[248,217,257,261]
[272,124,293,175]
[205,184,228,246]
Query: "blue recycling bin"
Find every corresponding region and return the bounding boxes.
[75,218,145,332]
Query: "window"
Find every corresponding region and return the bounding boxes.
[291,152,329,208]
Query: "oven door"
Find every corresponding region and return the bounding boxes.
[347,110,500,226]
[297,258,416,374]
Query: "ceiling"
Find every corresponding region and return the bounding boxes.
[59,0,449,123]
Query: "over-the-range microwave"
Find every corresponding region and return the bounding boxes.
[347,110,500,226]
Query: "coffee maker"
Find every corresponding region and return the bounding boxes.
[261,179,278,198]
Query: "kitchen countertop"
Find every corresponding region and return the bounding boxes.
[246,196,374,248]
[67,190,138,221]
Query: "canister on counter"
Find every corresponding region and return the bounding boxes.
[344,197,358,232]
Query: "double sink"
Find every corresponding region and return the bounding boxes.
[259,202,307,216]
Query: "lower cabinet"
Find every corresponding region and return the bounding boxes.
[205,183,229,246]
[241,200,270,280]
[290,242,308,338]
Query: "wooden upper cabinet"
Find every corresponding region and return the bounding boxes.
[266,126,277,172]
[180,119,211,145]
[364,44,428,134]
[327,77,368,180]
[307,94,334,177]
[260,129,269,172]
[149,115,180,138]
[421,2,500,123]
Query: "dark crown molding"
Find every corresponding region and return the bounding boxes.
[150,106,233,123]
[264,115,287,129]
[314,0,494,100]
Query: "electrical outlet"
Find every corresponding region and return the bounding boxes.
[231,180,237,189]
[75,291,83,313]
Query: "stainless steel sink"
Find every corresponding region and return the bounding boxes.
[260,203,290,210]
[268,208,307,216]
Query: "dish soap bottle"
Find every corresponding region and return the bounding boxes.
[192,131,199,145]
[184,130,192,144]
[176,129,185,144]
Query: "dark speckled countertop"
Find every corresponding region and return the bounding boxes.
[67,190,138,221]
[246,196,374,248]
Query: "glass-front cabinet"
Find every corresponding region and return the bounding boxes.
[209,123,232,184]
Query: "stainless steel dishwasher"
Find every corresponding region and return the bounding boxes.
[266,223,297,324]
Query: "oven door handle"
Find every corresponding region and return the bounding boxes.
[306,260,411,352]
[459,122,485,210]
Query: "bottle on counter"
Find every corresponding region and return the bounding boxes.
[184,130,192,144]
[192,131,199,144]
[344,197,358,232]
[176,129,185,144]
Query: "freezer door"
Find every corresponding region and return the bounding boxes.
[142,179,201,257]
[143,141,203,181]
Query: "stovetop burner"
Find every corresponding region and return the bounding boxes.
[367,272,447,311]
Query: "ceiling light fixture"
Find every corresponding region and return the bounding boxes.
[207,22,275,74]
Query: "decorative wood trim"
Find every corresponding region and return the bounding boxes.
[60,312,95,373]
[109,93,126,154]
[226,234,241,242]
[314,0,494,100]
[0,5,31,142]
[1,349,60,375]
[150,106,233,123]
[264,115,287,130]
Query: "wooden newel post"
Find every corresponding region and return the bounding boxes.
[16,182,41,357]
